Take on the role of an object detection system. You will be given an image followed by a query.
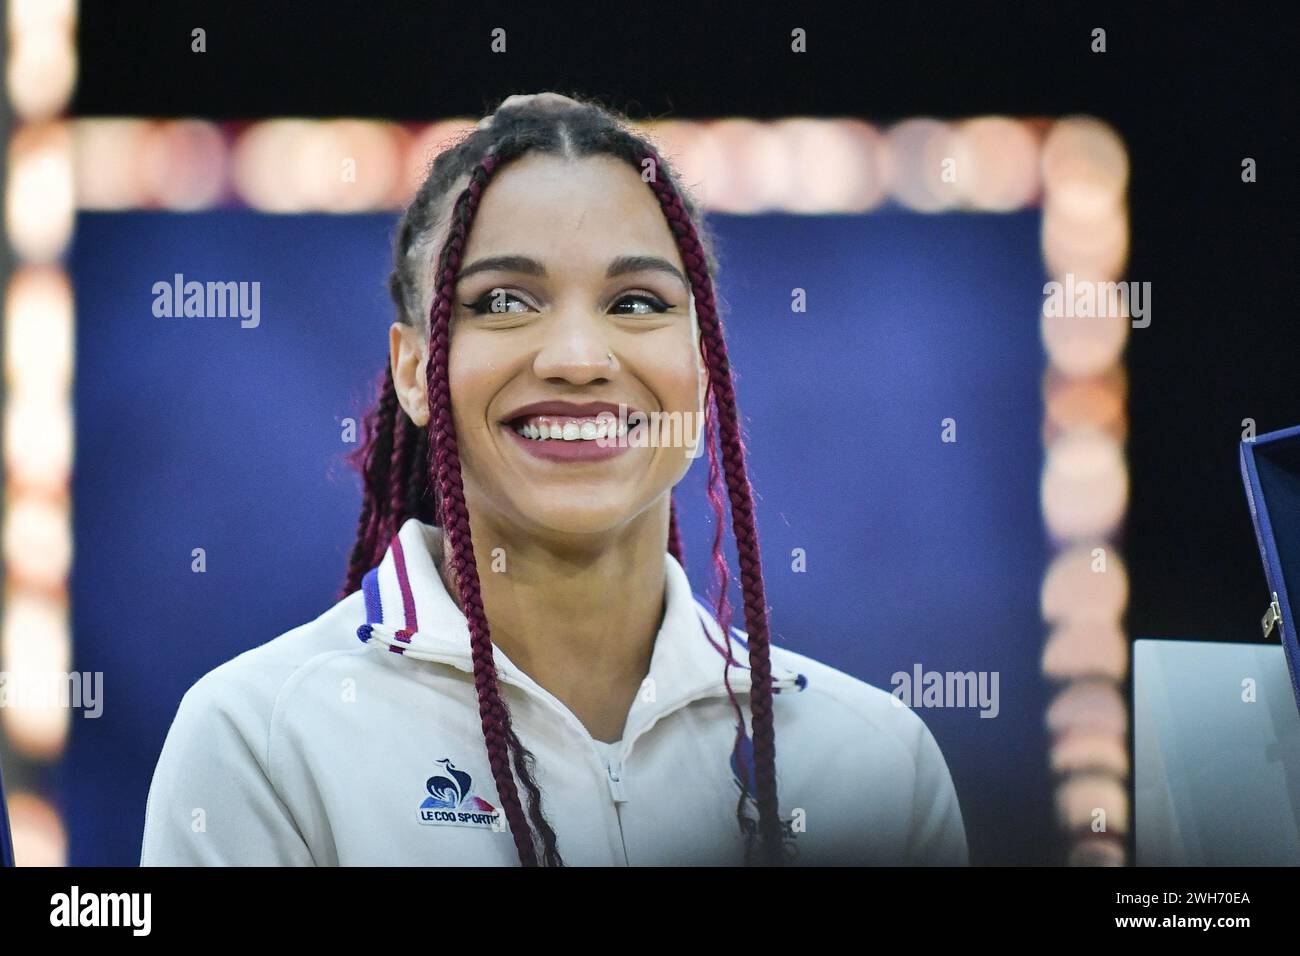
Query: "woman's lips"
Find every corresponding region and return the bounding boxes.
[512,413,625,440]
[501,414,640,463]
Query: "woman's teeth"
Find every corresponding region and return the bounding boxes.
[511,416,629,442]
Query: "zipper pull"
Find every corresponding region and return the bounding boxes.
[606,758,628,804]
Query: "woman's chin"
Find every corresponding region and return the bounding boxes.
[509,499,651,541]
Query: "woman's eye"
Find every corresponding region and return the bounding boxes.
[467,289,532,315]
[611,293,671,316]
[463,290,671,316]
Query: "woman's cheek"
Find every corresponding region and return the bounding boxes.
[447,340,500,455]
[650,358,705,415]
[635,326,702,409]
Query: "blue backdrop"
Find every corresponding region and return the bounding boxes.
[64,208,1052,865]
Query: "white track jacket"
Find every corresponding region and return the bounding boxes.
[141,518,969,866]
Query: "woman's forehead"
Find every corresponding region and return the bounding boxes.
[465,153,681,262]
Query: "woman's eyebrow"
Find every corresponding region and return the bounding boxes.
[456,254,689,293]
[606,255,689,292]
[457,255,545,282]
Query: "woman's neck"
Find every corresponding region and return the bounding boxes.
[438,499,670,743]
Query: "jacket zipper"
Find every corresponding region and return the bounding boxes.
[590,671,802,866]
[604,753,631,865]
[605,756,628,803]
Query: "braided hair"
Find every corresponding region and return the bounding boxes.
[344,96,783,866]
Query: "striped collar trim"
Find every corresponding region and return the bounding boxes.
[358,530,422,654]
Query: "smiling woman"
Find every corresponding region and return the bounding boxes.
[140,93,970,868]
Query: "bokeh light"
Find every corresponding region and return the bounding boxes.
[1041,544,1129,624]
[1042,430,1129,541]
[7,791,67,866]
[951,116,1042,211]
[140,120,229,210]
[6,121,75,261]
[884,118,961,212]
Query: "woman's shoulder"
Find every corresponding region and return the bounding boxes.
[764,638,946,760]
[763,640,968,865]
[143,591,368,865]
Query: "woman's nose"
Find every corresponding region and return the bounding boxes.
[531,314,618,385]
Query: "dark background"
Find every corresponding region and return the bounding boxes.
[63,1,1299,866]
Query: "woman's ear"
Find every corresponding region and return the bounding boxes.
[390,322,431,427]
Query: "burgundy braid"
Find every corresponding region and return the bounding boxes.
[704,397,734,639]
[343,369,401,595]
[701,390,759,851]
[638,147,785,865]
[342,366,431,596]
[404,426,431,519]
[388,397,413,523]
[425,149,562,867]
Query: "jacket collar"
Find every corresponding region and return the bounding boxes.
[355,519,804,740]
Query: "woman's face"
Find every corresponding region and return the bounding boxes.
[396,152,706,545]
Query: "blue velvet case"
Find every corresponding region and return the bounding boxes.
[1240,423,1300,714]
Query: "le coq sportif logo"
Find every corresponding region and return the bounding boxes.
[417,758,505,831]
